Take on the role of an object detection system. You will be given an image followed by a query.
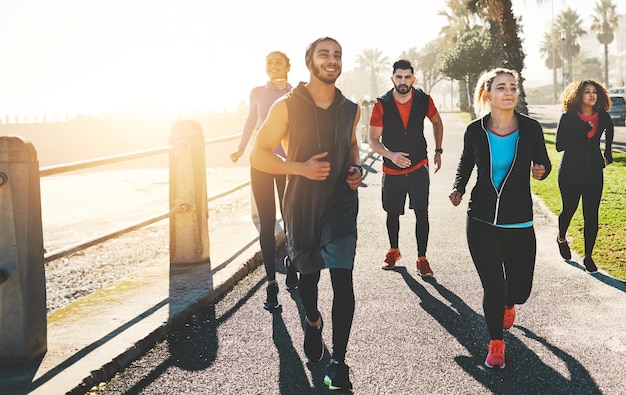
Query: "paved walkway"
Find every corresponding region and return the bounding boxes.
[4,112,626,394]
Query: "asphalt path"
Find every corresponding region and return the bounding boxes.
[94,111,626,394]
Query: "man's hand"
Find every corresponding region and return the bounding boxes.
[531,164,546,180]
[301,152,331,180]
[433,152,442,173]
[389,152,411,168]
[346,166,362,190]
[449,191,463,206]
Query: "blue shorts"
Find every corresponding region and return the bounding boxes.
[320,197,358,270]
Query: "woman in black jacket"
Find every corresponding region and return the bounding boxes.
[449,68,551,369]
[555,80,613,274]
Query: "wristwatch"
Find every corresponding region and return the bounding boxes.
[350,164,364,174]
[435,148,443,154]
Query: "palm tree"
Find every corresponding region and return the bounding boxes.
[439,0,476,44]
[355,48,390,99]
[440,0,479,111]
[539,27,564,102]
[557,7,586,86]
[590,0,619,87]
[400,41,445,94]
[466,0,551,114]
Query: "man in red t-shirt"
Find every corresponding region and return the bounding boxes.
[368,59,444,277]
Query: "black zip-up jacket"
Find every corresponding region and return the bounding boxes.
[378,87,430,171]
[453,111,552,225]
[555,109,614,174]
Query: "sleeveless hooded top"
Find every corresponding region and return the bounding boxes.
[283,82,358,273]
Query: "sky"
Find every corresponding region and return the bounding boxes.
[1,0,624,117]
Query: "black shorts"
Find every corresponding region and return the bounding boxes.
[382,165,429,215]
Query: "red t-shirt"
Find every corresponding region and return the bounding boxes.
[577,111,599,139]
[369,94,438,128]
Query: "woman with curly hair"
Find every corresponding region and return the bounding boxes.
[556,80,614,273]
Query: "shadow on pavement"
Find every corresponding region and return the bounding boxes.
[394,267,602,394]
[105,276,265,394]
[273,261,340,394]
[562,259,626,293]
[26,300,167,394]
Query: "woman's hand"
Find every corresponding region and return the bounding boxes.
[531,164,546,180]
[449,191,463,206]
[230,149,244,163]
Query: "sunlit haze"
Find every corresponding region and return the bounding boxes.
[1,0,623,117]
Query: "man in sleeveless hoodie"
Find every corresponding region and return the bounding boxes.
[250,37,361,392]
[368,59,444,277]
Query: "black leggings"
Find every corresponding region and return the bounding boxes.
[383,168,430,256]
[386,209,429,256]
[250,167,286,282]
[299,269,355,362]
[467,217,536,340]
[558,168,603,257]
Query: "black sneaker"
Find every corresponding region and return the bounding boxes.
[557,238,571,260]
[583,256,598,274]
[263,283,281,310]
[284,256,299,291]
[303,313,324,361]
[324,360,353,392]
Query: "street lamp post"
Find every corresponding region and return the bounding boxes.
[561,28,566,91]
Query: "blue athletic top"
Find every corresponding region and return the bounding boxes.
[479,128,532,229]
[488,129,518,189]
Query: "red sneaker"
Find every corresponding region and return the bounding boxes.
[382,248,401,270]
[416,258,434,277]
[485,340,506,369]
[503,305,516,330]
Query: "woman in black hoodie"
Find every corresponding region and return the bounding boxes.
[449,68,551,369]
[555,80,613,273]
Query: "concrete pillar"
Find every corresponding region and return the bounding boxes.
[0,136,47,362]
[169,121,210,265]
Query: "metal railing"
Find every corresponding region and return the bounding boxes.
[40,133,244,264]
[0,120,247,362]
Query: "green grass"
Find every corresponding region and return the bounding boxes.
[455,112,626,281]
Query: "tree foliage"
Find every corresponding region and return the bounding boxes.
[557,7,586,86]
[590,0,619,86]
[439,26,496,117]
[355,48,390,99]
[399,40,446,94]
[580,57,604,81]
[467,0,530,114]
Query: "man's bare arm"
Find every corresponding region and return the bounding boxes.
[429,111,444,173]
[250,99,332,181]
[368,124,411,168]
[250,99,293,174]
[430,112,443,151]
[346,107,362,190]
